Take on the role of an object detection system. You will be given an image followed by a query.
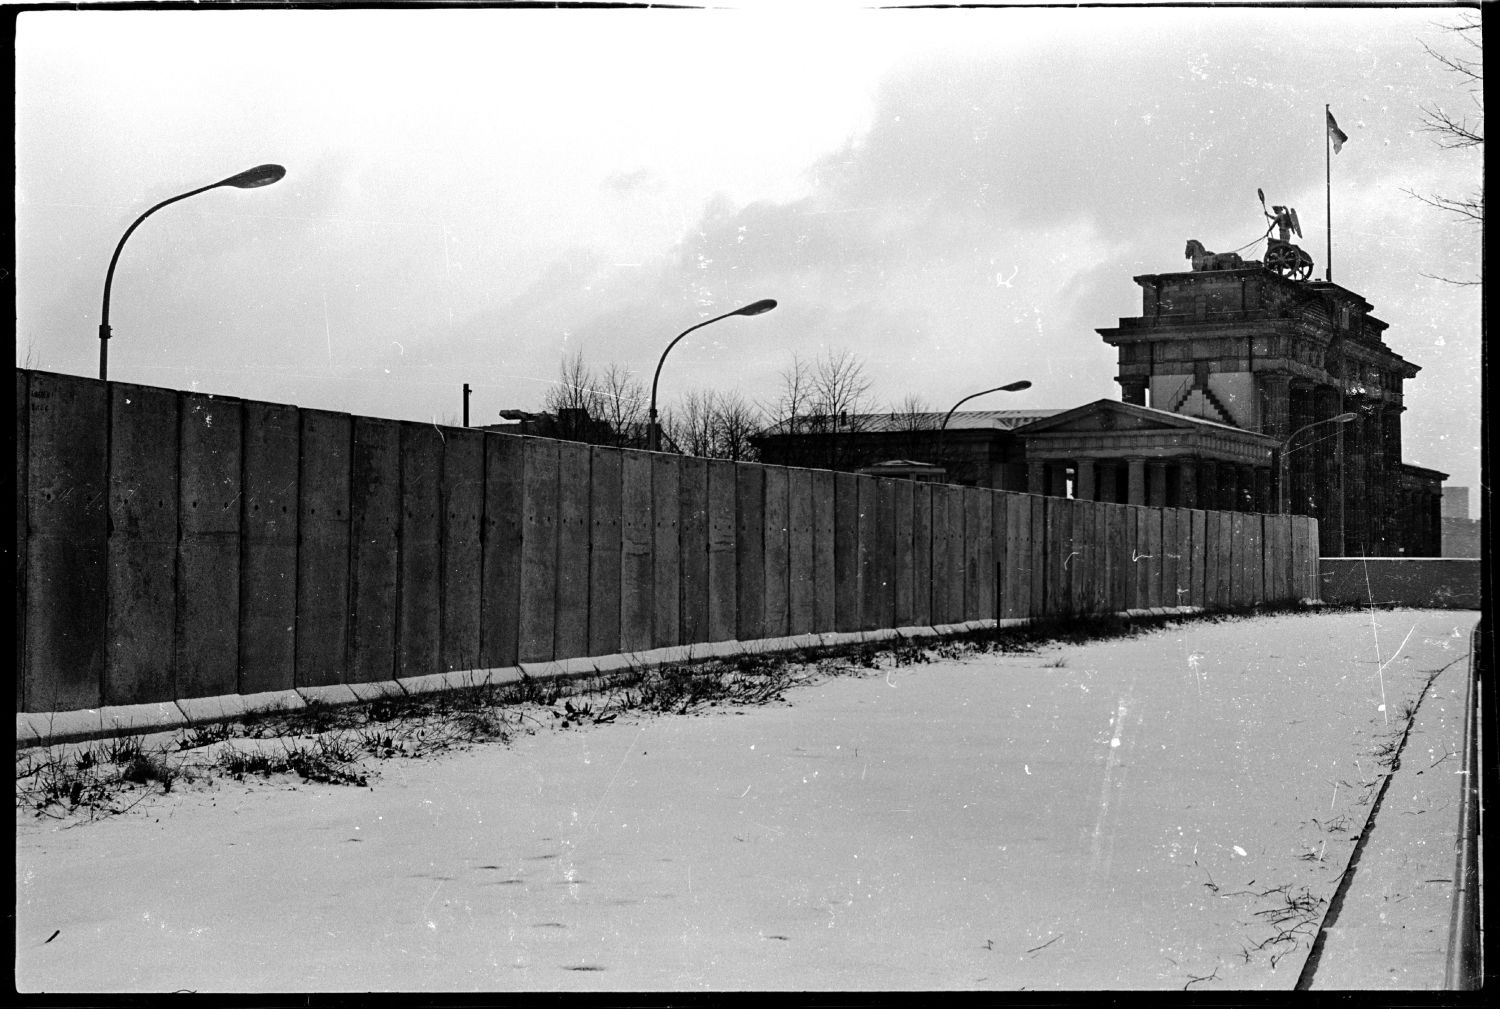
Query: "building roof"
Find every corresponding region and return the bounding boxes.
[1013,399,1275,441]
[758,409,1061,437]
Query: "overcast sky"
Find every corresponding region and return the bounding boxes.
[14,4,1484,507]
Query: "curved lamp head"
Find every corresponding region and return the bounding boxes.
[734,298,777,317]
[999,380,1032,392]
[219,164,286,189]
[1332,412,1357,423]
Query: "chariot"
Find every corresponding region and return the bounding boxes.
[1264,237,1314,281]
[1258,188,1314,281]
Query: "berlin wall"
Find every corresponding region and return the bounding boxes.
[17,368,1322,713]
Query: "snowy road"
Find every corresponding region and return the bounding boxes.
[15,608,1477,991]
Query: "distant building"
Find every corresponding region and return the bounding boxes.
[752,409,1056,490]
[1441,486,1480,557]
[754,257,1446,557]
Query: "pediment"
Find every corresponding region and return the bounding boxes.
[1014,400,1222,437]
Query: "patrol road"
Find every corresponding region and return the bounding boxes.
[15,608,1476,991]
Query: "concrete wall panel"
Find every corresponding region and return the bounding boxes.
[1160,508,1180,609]
[965,487,994,622]
[1317,558,1481,608]
[1188,512,1212,605]
[736,464,766,641]
[552,440,591,660]
[874,479,897,630]
[1248,514,1265,605]
[1044,497,1069,617]
[1214,512,1234,608]
[294,409,351,688]
[175,394,243,699]
[678,457,710,645]
[929,485,952,625]
[892,480,915,627]
[1070,500,1091,616]
[25,373,108,711]
[239,401,300,694]
[1002,494,1027,620]
[349,417,400,683]
[811,470,837,632]
[652,454,682,649]
[911,484,932,627]
[518,438,560,663]
[105,383,179,704]
[396,423,443,678]
[788,468,816,636]
[620,450,655,653]
[441,428,485,670]
[1028,495,1046,619]
[857,476,880,631]
[762,466,790,639]
[1144,507,1163,609]
[706,459,737,643]
[1229,513,1250,608]
[588,447,623,655]
[1095,501,1113,615]
[1265,516,1288,602]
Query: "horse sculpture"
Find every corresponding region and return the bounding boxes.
[1185,239,1244,272]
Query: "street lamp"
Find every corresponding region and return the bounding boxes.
[939,380,1032,430]
[1278,411,1357,513]
[648,299,777,451]
[99,164,287,381]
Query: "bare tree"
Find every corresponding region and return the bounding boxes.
[1406,12,1483,284]
[662,388,765,461]
[810,347,874,429]
[667,388,718,458]
[886,392,936,433]
[766,352,816,436]
[541,351,647,445]
[757,347,876,469]
[594,360,648,447]
[709,389,762,462]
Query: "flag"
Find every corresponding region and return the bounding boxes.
[1327,109,1348,153]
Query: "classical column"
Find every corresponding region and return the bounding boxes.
[1074,458,1097,501]
[1147,460,1168,507]
[1126,457,1146,505]
[1288,380,1316,515]
[1314,385,1344,554]
[1345,402,1368,553]
[1027,460,1046,495]
[1177,458,1198,509]
[1368,405,1389,553]
[1262,374,1292,441]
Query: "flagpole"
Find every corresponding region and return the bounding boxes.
[1325,103,1333,282]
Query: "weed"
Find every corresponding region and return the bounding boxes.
[175,721,235,751]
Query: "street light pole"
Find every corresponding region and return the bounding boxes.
[648,299,777,451]
[1278,411,1356,513]
[939,380,1033,431]
[99,164,286,382]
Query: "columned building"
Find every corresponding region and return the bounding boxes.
[750,257,1446,557]
[1013,401,1279,510]
[1091,265,1443,556]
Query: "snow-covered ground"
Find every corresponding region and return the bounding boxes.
[15,608,1477,992]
